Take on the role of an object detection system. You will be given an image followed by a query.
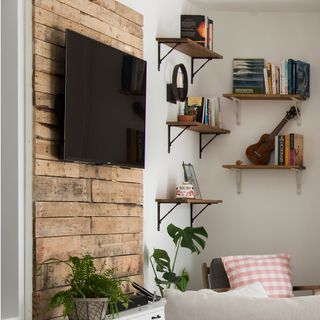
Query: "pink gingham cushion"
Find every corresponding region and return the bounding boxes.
[222,254,293,298]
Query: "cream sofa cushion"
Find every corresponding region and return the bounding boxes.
[164,288,320,320]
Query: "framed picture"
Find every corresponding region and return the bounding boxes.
[182,162,202,199]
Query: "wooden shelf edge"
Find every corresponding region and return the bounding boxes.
[155,199,223,204]
[166,121,230,134]
[222,93,307,101]
[156,37,223,59]
[222,164,306,170]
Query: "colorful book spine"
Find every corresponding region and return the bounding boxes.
[294,134,304,166]
[263,67,269,94]
[290,133,295,165]
[284,134,290,165]
[274,136,279,165]
[278,135,285,165]
[271,64,277,94]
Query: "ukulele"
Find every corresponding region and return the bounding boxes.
[246,106,299,165]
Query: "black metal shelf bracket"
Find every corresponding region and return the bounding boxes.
[191,58,213,84]
[190,203,212,227]
[157,203,181,231]
[199,133,218,158]
[157,202,213,231]
[158,42,181,71]
[168,125,191,153]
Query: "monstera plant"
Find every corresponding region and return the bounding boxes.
[150,223,208,297]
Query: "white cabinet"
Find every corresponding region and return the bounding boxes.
[116,300,165,320]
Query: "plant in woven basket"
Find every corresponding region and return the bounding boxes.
[150,223,208,297]
[46,254,128,320]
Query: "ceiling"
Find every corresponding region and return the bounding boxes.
[188,0,320,12]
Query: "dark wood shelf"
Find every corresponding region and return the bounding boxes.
[156,38,223,83]
[166,121,230,158]
[156,38,223,59]
[156,199,223,204]
[166,121,230,134]
[156,198,223,231]
[223,164,305,170]
[223,93,306,101]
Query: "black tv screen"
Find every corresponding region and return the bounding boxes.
[64,30,146,168]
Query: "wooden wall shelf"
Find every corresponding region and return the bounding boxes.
[223,93,306,125]
[223,94,306,101]
[223,164,305,194]
[166,121,230,158]
[155,198,222,231]
[156,38,223,83]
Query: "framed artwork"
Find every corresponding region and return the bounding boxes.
[182,162,202,199]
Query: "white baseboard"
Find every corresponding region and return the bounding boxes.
[4,317,19,320]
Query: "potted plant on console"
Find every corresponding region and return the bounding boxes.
[45,254,129,320]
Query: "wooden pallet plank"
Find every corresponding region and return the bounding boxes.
[34,176,91,202]
[35,202,142,218]
[34,92,57,109]
[115,167,143,184]
[35,254,141,290]
[35,217,91,237]
[35,108,59,125]
[35,233,141,263]
[34,55,65,76]
[34,139,60,160]
[92,180,143,204]
[114,1,143,26]
[90,0,115,12]
[34,123,62,141]
[34,39,65,62]
[34,71,65,95]
[92,217,143,234]
[34,22,65,47]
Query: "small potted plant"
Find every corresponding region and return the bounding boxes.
[45,254,129,320]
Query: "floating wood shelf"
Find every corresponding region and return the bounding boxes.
[156,38,223,83]
[223,93,306,125]
[155,198,223,231]
[223,164,305,194]
[223,94,306,101]
[166,121,230,158]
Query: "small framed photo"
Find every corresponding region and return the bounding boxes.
[182,162,202,199]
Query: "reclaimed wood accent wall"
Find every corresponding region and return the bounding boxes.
[32,1,144,319]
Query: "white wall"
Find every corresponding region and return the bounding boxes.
[189,9,320,288]
[119,1,320,292]
[118,0,205,293]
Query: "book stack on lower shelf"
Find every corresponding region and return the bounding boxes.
[275,134,303,166]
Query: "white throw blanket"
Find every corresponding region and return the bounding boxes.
[164,289,320,320]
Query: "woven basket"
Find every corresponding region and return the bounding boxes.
[68,298,109,320]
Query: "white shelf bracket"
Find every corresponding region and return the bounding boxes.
[235,169,242,194]
[291,98,302,126]
[231,97,241,125]
[292,169,302,195]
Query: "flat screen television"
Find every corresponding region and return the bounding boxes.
[64,29,147,168]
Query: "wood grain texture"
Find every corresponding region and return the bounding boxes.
[91,216,143,234]
[35,202,142,218]
[34,176,91,202]
[35,217,91,237]
[32,1,144,318]
[36,233,142,263]
[35,254,142,290]
[92,180,143,204]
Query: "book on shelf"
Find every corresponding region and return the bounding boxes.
[180,15,214,49]
[296,60,310,97]
[259,59,310,97]
[233,58,265,94]
[274,134,303,166]
[186,96,222,127]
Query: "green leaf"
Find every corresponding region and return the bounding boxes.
[167,224,208,254]
[162,271,177,282]
[151,249,171,273]
[175,269,189,292]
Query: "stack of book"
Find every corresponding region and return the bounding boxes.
[185,96,221,127]
[264,60,310,97]
[181,15,214,50]
[274,134,304,166]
